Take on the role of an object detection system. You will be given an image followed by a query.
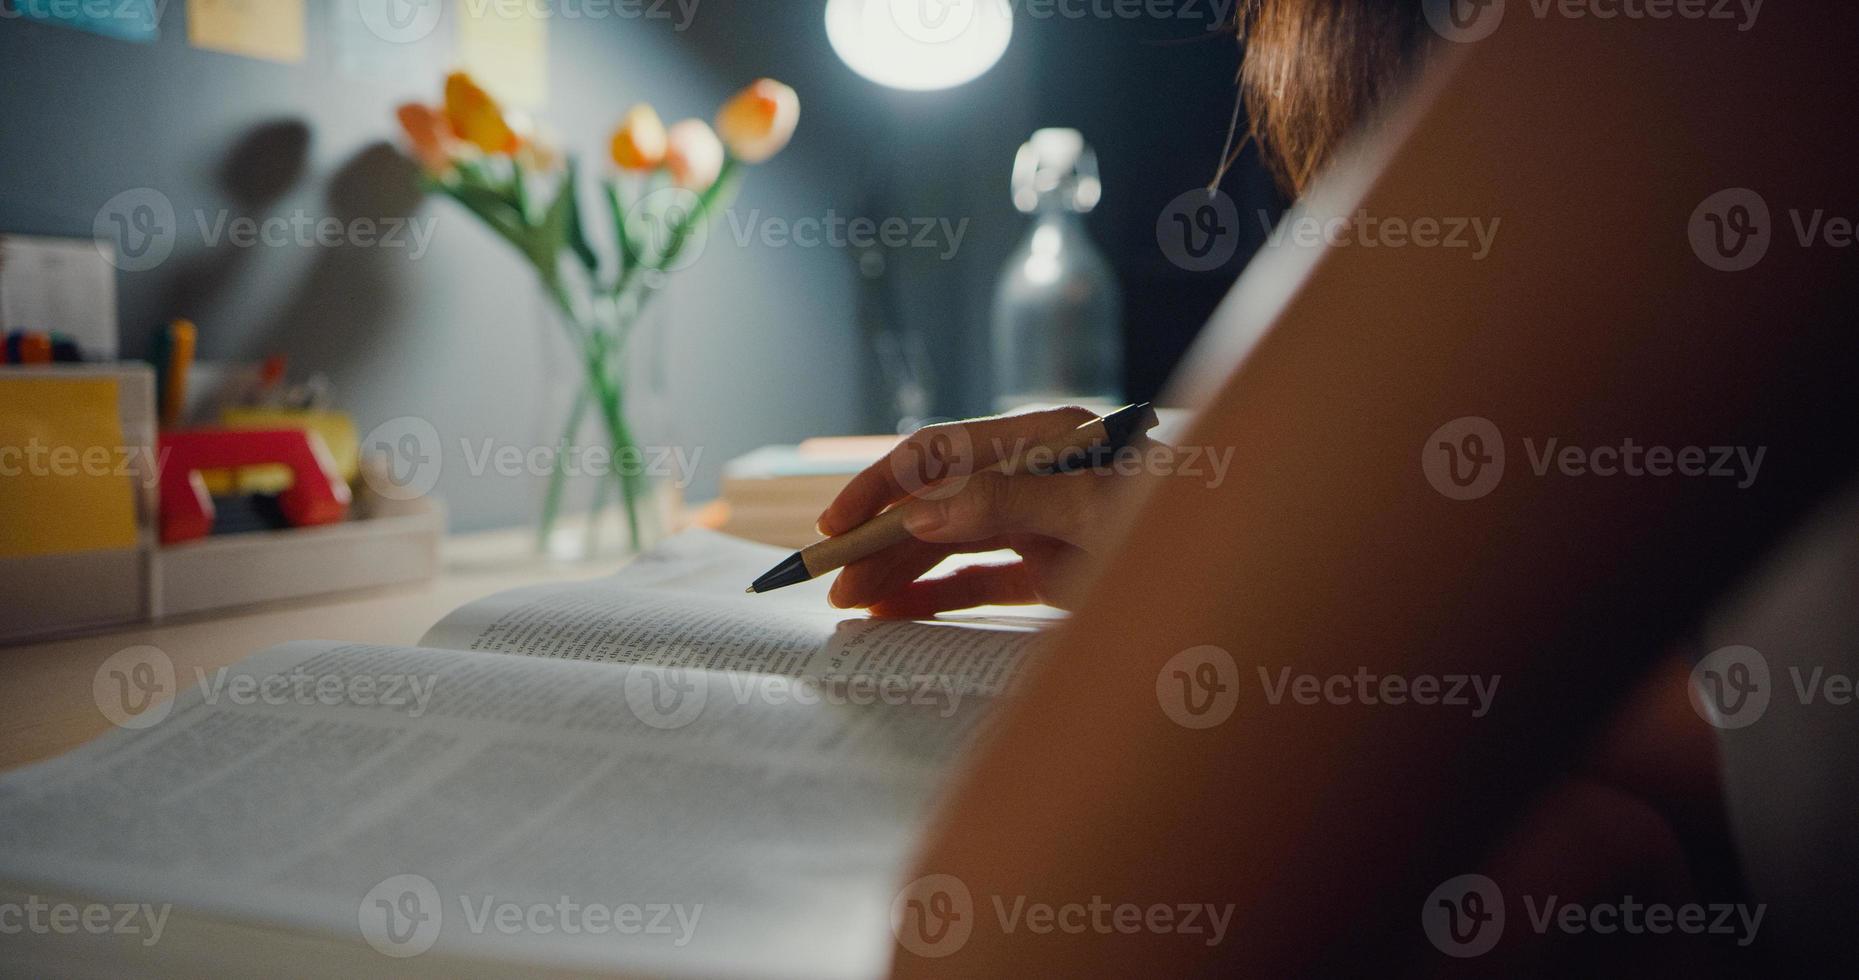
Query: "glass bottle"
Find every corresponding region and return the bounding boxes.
[991,128,1124,412]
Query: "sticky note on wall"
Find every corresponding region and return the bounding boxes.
[187,0,305,64]
[459,3,548,108]
[0,375,138,559]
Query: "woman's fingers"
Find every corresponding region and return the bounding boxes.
[816,406,1098,536]
[828,539,957,609]
[829,535,1015,609]
[1003,535,1093,609]
[892,469,1102,550]
[867,562,1043,619]
[817,406,1143,611]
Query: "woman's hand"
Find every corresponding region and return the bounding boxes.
[818,406,1163,617]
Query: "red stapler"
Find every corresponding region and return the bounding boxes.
[158,429,352,545]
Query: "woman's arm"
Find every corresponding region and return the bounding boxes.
[893,9,1859,976]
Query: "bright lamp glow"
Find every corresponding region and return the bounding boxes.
[825,0,1013,92]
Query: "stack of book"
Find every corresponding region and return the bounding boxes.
[716,436,897,548]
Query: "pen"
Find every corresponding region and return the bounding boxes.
[158,319,196,428]
[18,332,52,364]
[746,403,1159,595]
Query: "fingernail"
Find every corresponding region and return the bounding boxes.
[903,506,944,537]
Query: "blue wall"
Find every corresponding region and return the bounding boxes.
[0,1,1264,530]
[0,1,874,531]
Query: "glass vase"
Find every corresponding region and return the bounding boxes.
[533,284,671,561]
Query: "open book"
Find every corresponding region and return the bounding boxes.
[0,531,1048,979]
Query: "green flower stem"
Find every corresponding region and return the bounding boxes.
[537,382,591,552]
[535,271,651,553]
[583,335,644,551]
[605,180,638,287]
[444,155,704,555]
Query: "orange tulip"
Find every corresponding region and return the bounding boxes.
[610,104,668,172]
[716,79,799,164]
[508,112,563,173]
[396,103,455,175]
[443,71,519,155]
[665,119,725,191]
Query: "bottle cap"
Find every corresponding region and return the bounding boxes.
[1011,128,1102,214]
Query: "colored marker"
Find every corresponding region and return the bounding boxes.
[18,332,52,364]
[161,319,197,427]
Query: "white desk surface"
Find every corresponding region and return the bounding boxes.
[0,530,635,773]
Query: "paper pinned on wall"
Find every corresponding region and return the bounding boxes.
[0,236,119,362]
[458,3,549,108]
[0,376,138,559]
[186,0,306,64]
[11,0,161,42]
[329,0,447,85]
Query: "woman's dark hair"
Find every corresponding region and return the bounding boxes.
[1237,0,1435,195]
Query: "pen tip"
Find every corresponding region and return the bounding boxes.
[744,586,756,594]
[747,552,812,595]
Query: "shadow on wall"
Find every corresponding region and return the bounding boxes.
[152,117,428,386]
[256,142,426,380]
[150,118,311,329]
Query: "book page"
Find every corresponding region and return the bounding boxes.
[0,638,991,978]
[420,530,1053,698]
